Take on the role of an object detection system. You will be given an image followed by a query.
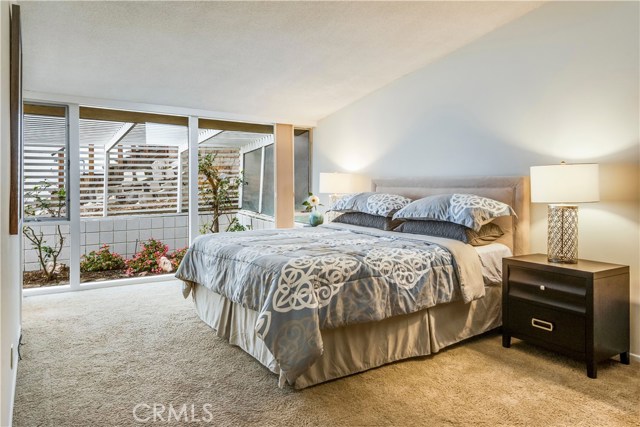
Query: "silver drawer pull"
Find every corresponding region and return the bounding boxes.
[539,285,545,291]
[531,318,554,332]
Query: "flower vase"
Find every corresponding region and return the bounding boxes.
[309,211,324,227]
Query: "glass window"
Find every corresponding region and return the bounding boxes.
[23,103,69,221]
[241,148,262,213]
[262,145,275,216]
[294,130,311,210]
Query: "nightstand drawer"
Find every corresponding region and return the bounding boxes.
[508,266,586,313]
[507,298,585,353]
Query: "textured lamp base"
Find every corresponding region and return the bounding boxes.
[325,194,340,222]
[547,204,578,263]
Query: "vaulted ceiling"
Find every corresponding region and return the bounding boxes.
[20,1,542,125]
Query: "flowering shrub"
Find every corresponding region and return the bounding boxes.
[169,247,188,270]
[80,244,125,272]
[125,239,168,276]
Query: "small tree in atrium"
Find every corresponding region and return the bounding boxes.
[23,181,67,280]
[198,153,247,233]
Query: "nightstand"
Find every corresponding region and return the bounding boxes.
[502,254,630,378]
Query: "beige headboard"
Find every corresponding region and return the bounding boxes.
[372,176,530,255]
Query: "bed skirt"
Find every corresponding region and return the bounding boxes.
[192,283,501,389]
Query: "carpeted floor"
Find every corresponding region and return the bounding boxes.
[13,281,640,426]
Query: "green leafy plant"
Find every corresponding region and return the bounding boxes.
[125,239,168,276]
[23,181,67,280]
[226,217,250,232]
[198,153,247,233]
[80,244,125,272]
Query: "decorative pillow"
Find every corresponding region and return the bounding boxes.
[332,212,404,231]
[394,220,504,246]
[392,193,515,231]
[329,192,411,218]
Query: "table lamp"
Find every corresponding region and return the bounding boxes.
[530,162,599,263]
[318,172,371,204]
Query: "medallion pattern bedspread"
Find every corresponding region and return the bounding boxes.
[175,224,484,384]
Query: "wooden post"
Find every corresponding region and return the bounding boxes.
[9,4,21,235]
[274,124,294,228]
[88,144,94,175]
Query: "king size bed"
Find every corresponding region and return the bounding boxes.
[176,176,530,389]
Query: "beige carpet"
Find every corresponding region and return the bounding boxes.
[13,281,639,426]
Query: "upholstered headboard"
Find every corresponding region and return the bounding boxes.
[372,176,530,255]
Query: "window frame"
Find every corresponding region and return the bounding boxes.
[239,129,312,217]
[22,102,71,223]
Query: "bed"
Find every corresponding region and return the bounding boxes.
[176,176,530,389]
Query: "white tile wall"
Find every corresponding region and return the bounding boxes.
[23,214,193,272]
[236,210,276,231]
[23,213,252,272]
[100,221,114,232]
[22,223,71,272]
[139,217,152,229]
[86,221,100,233]
[139,229,152,241]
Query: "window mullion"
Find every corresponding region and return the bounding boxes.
[68,104,81,290]
[258,146,265,213]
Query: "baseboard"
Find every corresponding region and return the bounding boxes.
[630,352,640,363]
[7,346,18,427]
[4,325,20,427]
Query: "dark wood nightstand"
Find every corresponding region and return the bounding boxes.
[502,254,630,378]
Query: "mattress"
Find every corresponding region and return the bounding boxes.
[475,243,512,285]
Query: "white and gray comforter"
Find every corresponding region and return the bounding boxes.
[176,223,484,384]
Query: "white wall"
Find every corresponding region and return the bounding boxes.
[0,1,22,425]
[314,2,640,356]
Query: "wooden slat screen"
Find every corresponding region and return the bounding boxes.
[106,140,180,215]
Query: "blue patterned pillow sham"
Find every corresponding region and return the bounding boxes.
[329,192,411,218]
[392,193,515,231]
[333,212,404,231]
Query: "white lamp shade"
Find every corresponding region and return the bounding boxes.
[530,163,600,203]
[318,172,371,194]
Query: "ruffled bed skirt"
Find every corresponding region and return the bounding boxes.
[191,283,501,389]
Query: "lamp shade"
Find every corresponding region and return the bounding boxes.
[530,163,599,203]
[318,172,371,194]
